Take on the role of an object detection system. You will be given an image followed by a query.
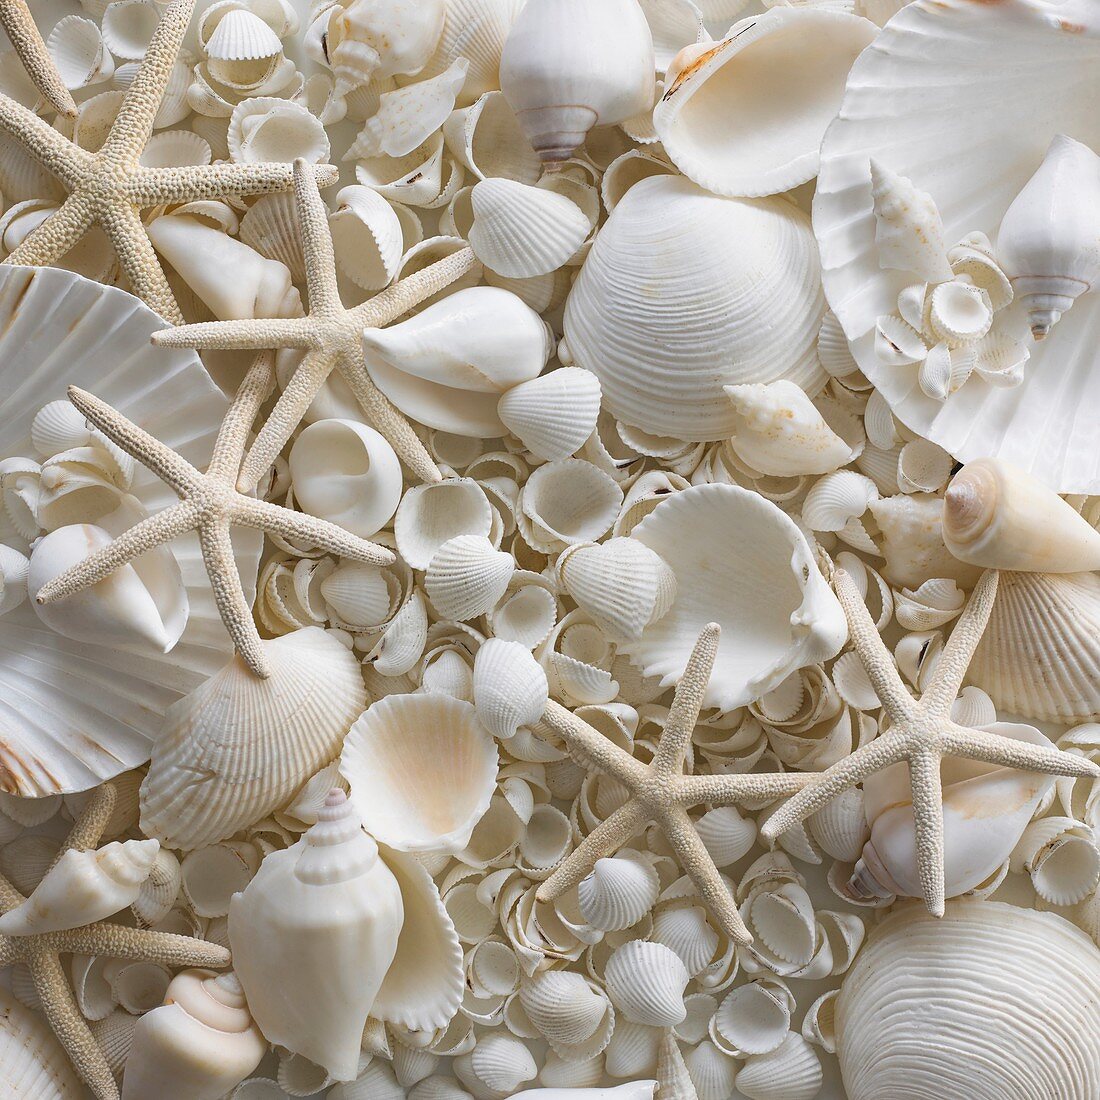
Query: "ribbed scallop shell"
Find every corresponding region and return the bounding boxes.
[240,193,306,281]
[836,900,1100,1100]
[735,1032,822,1100]
[0,986,84,1097]
[652,906,719,977]
[577,854,660,932]
[519,970,614,1058]
[140,628,367,851]
[205,9,283,61]
[563,174,825,441]
[472,637,548,740]
[497,367,602,462]
[604,940,690,1027]
[425,535,514,621]
[967,570,1100,723]
[394,478,494,570]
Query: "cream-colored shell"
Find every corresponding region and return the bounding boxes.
[0,985,84,1097]
[496,367,602,462]
[472,638,548,740]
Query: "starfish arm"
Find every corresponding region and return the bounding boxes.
[153,316,318,351]
[4,193,94,268]
[126,160,339,206]
[833,568,915,721]
[337,353,441,486]
[941,723,1100,779]
[351,245,478,328]
[759,734,914,840]
[676,769,815,807]
[0,1,78,117]
[0,92,87,183]
[34,501,199,605]
[535,800,648,902]
[59,782,116,857]
[0,934,19,964]
[99,199,184,324]
[30,952,119,1100]
[197,520,270,679]
[0,872,25,915]
[661,806,752,945]
[540,699,649,789]
[292,157,341,314]
[235,497,395,567]
[207,353,275,482]
[907,749,946,916]
[653,624,720,782]
[56,923,231,968]
[921,569,999,719]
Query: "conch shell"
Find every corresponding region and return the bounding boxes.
[869,159,953,283]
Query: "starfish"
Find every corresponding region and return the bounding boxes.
[535,624,814,945]
[761,568,1100,916]
[0,0,77,117]
[34,353,394,678]
[0,782,230,1100]
[0,0,338,324]
[153,158,479,487]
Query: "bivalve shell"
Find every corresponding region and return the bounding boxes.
[604,940,689,1028]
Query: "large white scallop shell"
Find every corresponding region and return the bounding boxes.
[0,985,84,1097]
[0,267,261,797]
[563,174,825,440]
[813,0,1100,492]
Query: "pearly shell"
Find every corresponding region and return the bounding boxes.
[121,970,267,1100]
[563,175,824,441]
[621,483,847,711]
[472,638,548,740]
[229,791,404,1082]
[0,985,84,1097]
[363,287,552,438]
[497,368,602,462]
[654,8,876,197]
[499,0,655,164]
[140,628,367,851]
[835,900,1100,1099]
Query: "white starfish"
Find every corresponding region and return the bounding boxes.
[0,0,77,117]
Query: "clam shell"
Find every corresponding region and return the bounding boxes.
[394,478,494,571]
[205,8,283,61]
[519,460,623,552]
[240,192,306,282]
[1012,815,1100,907]
[651,906,719,977]
[0,986,84,1097]
[228,97,330,164]
[734,1032,822,1100]
[472,637,548,740]
[577,854,660,932]
[47,14,114,90]
[425,535,514,622]
[497,368,602,463]
[604,940,689,1027]
[519,970,614,1059]
[328,186,404,292]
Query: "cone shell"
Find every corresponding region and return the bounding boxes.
[604,940,689,1027]
[140,629,367,851]
[497,368,602,462]
[472,638,548,740]
[0,985,84,1097]
[577,854,660,932]
[425,535,514,622]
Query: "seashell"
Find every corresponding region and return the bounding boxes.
[713,978,792,1057]
[47,15,114,91]
[601,149,678,213]
[499,0,655,164]
[1011,816,1100,907]
[205,9,283,61]
[835,900,1100,1100]
[563,175,824,441]
[426,535,515,622]
[557,538,676,641]
[726,380,860,477]
[928,281,993,344]
[868,160,953,284]
[288,419,402,540]
[132,848,182,927]
[70,954,115,1022]
[604,940,689,1028]
[240,192,306,282]
[321,560,399,631]
[363,287,552,438]
[89,1009,137,1080]
[369,587,429,676]
[943,458,1100,573]
[276,1050,333,1096]
[328,186,404,291]
[108,959,171,1014]
[998,134,1100,340]
[0,985,84,1097]
[454,1033,537,1098]
[139,130,213,170]
[519,970,614,1059]
[409,1079,475,1100]
[654,9,875,197]
[577,854,660,932]
[121,970,267,1100]
[0,544,29,616]
[651,906,719,978]
[354,134,456,208]
[0,838,157,936]
[442,91,541,184]
[101,0,159,61]
[869,492,982,590]
[341,693,498,853]
[229,791,404,1081]
[735,1032,822,1100]
[497,368,602,463]
[968,571,1100,724]
[472,638,548,740]
[510,1087,656,1100]
[622,483,847,710]
[140,628,367,850]
[519,460,623,552]
[1,835,61,896]
[640,0,708,74]
[801,471,878,535]
[807,789,868,863]
[228,97,330,164]
[30,400,93,459]
[394,478,493,570]
[468,178,590,279]
[180,842,261,919]
[695,806,757,868]
[28,523,187,657]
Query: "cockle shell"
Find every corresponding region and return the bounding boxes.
[563,175,825,441]
[714,979,793,1057]
[204,8,283,61]
[328,185,405,291]
[577,854,660,932]
[654,8,876,197]
[835,900,1100,1099]
[510,1087,656,1100]
[1012,815,1100,907]
[497,368,602,462]
[442,91,541,184]
[0,985,84,1097]
[181,841,260,919]
[228,98,330,165]
[426,535,514,622]
[472,638,548,740]
[499,0,655,163]
[100,0,158,60]
[604,940,689,1028]
[394,477,493,570]
[121,970,267,1100]
[229,791,404,1081]
[735,1032,822,1100]
[519,460,623,552]
[0,544,30,615]
[140,628,367,850]
[621,483,847,711]
[47,14,114,91]
[0,838,158,936]
[363,287,553,438]
[519,970,615,1059]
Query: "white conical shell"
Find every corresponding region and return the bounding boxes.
[835,900,1100,1100]
[469,178,590,278]
[394,477,493,570]
[205,9,283,60]
[229,791,404,1082]
[0,985,84,1097]
[604,940,689,1027]
[0,838,158,936]
[426,535,514,621]
[943,458,1100,573]
[328,186,404,291]
[577,854,660,932]
[140,629,367,851]
[1012,816,1100,907]
[499,0,655,163]
[497,368,602,462]
[472,637,548,740]
[340,693,498,853]
[519,970,614,1059]
[621,483,847,711]
[654,9,875,197]
[363,287,552,438]
[563,175,825,441]
[735,1032,822,1100]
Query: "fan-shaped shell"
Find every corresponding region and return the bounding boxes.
[0,986,84,1097]
[472,638,548,740]
[497,368,602,462]
[604,940,689,1027]
[563,175,825,440]
[394,477,493,570]
[425,535,514,622]
[577,854,660,932]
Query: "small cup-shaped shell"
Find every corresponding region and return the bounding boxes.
[695,806,757,868]
[734,1032,823,1100]
[1011,816,1100,907]
[228,98,330,164]
[578,854,660,932]
[288,419,403,539]
[340,693,498,853]
[472,637,548,740]
[205,8,283,60]
[180,842,260,919]
[395,477,493,570]
[497,368,602,462]
[869,159,953,283]
[651,906,719,978]
[714,978,793,1057]
[31,400,93,458]
[47,14,114,90]
[519,970,615,1059]
[101,0,159,60]
[425,535,514,621]
[807,789,869,864]
[320,560,396,630]
[442,91,541,184]
[519,460,623,551]
[329,186,404,291]
[604,940,689,1027]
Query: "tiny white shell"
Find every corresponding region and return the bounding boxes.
[425,535,514,622]
[472,638,548,740]
[604,940,689,1027]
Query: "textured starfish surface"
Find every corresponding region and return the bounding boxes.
[34,354,394,678]
[761,568,1100,916]
[0,0,77,117]
[0,0,337,324]
[0,783,230,1100]
[536,624,814,945]
[154,158,478,487]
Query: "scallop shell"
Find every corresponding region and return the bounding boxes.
[140,628,367,851]
[47,14,114,91]
[563,174,825,441]
[813,0,1100,492]
[425,535,514,622]
[0,985,84,1097]
[0,267,261,797]
[205,8,283,61]
[394,478,494,570]
[519,970,615,1059]
[835,900,1100,1100]
[228,97,330,164]
[604,940,689,1028]
[472,638,548,740]
[734,1032,822,1100]
[577,854,660,932]
[497,368,602,463]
